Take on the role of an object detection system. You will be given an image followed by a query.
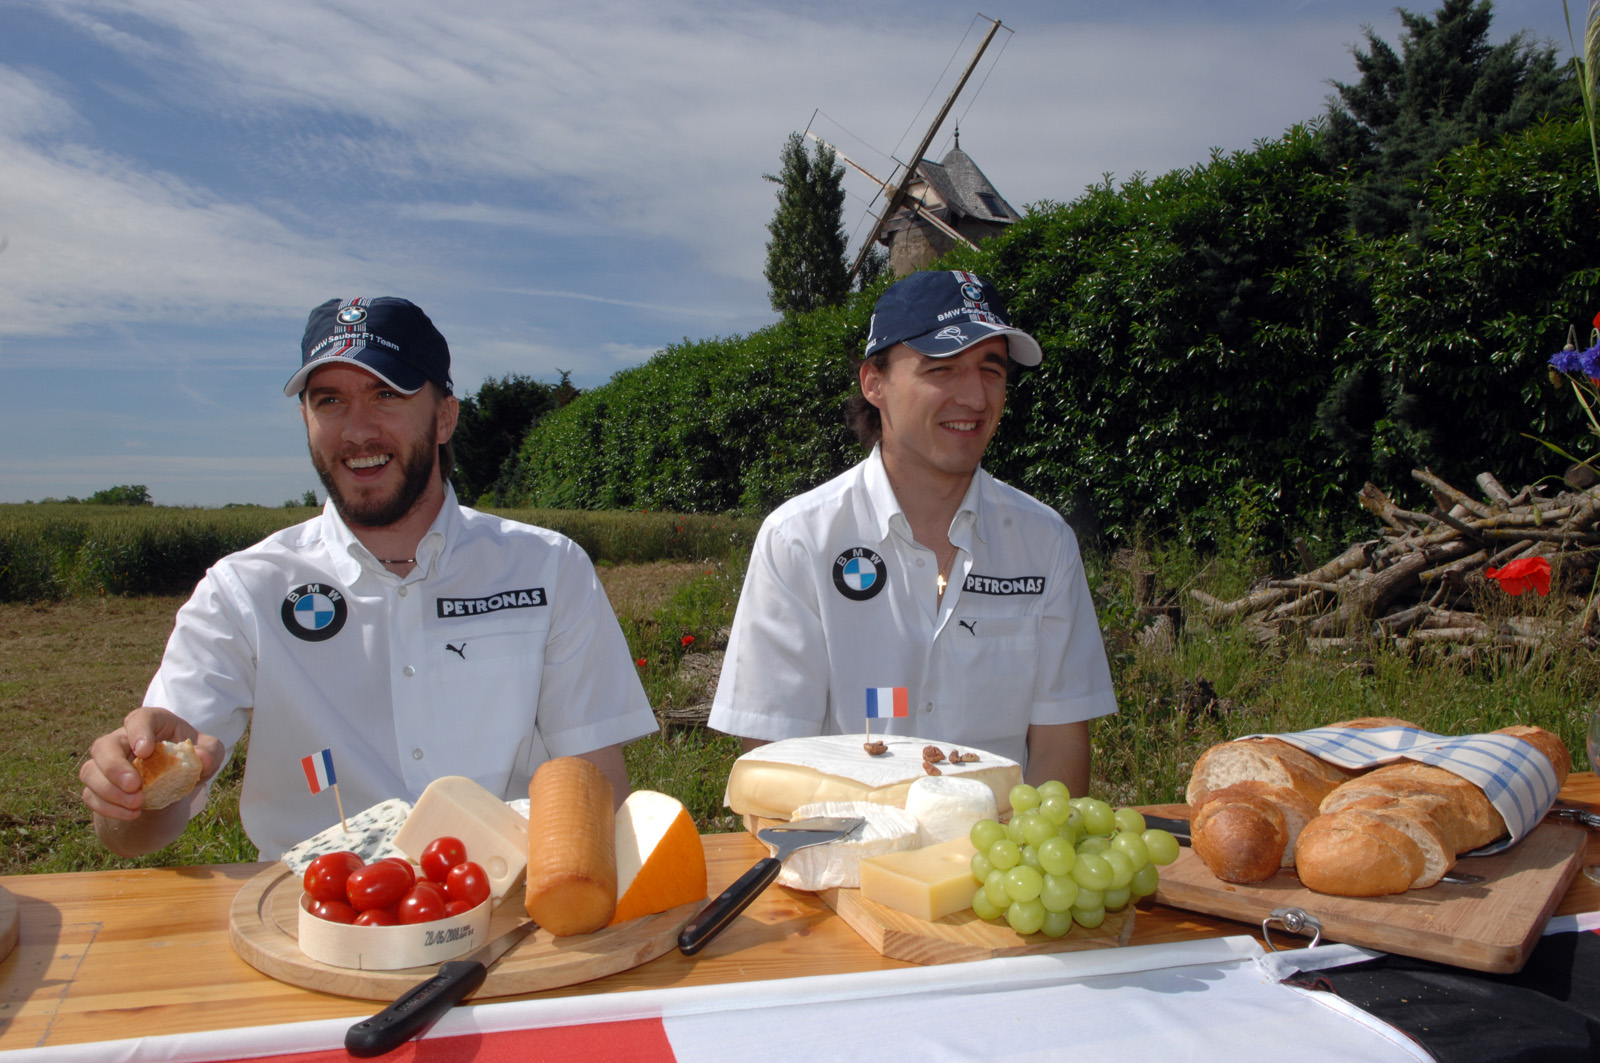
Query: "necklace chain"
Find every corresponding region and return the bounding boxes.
[377,557,416,565]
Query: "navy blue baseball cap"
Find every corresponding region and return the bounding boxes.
[284,296,453,397]
[863,270,1042,366]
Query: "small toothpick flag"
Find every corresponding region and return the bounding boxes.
[865,686,908,738]
[300,748,347,832]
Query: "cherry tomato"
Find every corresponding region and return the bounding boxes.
[354,907,397,927]
[411,878,447,904]
[444,861,491,909]
[377,857,417,890]
[398,884,446,924]
[310,898,358,924]
[443,899,476,918]
[346,860,412,912]
[420,836,469,884]
[303,851,363,904]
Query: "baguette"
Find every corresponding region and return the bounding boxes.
[1297,724,1570,896]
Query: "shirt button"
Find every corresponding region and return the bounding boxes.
[398,585,409,597]
[916,558,926,567]
[924,702,934,714]
[412,748,424,760]
[402,665,415,678]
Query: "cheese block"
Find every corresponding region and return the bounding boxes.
[775,801,919,890]
[725,735,1021,821]
[279,798,411,876]
[859,835,979,922]
[903,775,997,846]
[394,776,530,902]
[609,790,708,926]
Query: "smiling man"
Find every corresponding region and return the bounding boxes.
[79,297,657,859]
[708,271,1117,794]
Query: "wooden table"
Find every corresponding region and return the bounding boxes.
[5,775,1600,1053]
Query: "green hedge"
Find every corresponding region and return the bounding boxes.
[502,117,1600,549]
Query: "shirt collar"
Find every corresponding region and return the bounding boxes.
[861,444,988,547]
[320,483,461,586]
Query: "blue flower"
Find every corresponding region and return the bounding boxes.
[1551,345,1600,378]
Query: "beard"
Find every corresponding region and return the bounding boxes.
[310,429,439,530]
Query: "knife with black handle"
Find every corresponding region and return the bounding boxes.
[344,918,536,1058]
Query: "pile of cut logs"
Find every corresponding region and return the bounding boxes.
[1187,468,1600,654]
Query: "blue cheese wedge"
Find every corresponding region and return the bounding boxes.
[279,798,412,876]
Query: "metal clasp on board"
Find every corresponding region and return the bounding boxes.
[1262,907,1322,951]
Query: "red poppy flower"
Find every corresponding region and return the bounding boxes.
[680,635,695,647]
[1484,557,1552,596]
[635,657,647,667]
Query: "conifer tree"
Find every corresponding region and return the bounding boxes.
[1322,0,1573,237]
[763,133,850,316]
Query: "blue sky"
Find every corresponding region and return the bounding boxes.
[0,0,1577,505]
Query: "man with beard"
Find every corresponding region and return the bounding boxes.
[79,297,657,859]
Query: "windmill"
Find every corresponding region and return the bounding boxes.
[815,16,1006,285]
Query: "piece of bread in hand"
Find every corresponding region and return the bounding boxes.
[134,739,202,810]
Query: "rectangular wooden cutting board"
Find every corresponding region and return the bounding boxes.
[1151,819,1587,973]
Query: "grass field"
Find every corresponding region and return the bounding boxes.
[4,534,1597,876]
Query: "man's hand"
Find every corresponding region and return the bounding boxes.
[79,707,223,857]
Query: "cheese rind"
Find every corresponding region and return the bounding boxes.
[610,790,707,925]
[279,799,411,876]
[394,776,530,902]
[725,734,1021,821]
[859,836,979,922]
[904,775,998,846]
[776,801,919,890]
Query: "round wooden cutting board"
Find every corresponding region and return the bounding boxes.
[0,884,17,963]
[228,864,698,1001]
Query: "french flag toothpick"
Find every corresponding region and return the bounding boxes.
[300,748,347,832]
[865,686,909,739]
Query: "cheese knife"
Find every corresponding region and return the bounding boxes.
[678,815,864,956]
[344,917,536,1058]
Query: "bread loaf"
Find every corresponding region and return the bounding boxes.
[1187,720,1567,892]
[1295,724,1570,896]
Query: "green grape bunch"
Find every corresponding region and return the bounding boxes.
[968,781,1180,938]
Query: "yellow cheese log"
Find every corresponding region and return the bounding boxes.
[858,836,978,922]
[524,757,617,936]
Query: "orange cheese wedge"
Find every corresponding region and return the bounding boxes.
[609,790,707,925]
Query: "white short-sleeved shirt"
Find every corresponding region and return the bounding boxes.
[707,448,1118,769]
[147,487,657,859]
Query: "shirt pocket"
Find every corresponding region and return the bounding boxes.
[425,623,546,792]
[946,613,1041,721]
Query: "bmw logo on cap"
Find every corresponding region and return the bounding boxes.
[336,306,368,326]
[832,547,887,601]
[960,281,984,302]
[281,582,348,642]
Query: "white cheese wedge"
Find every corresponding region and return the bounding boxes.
[859,836,979,922]
[724,734,1021,821]
[610,790,708,926]
[775,801,919,890]
[393,776,530,902]
[279,798,412,876]
[904,775,998,847]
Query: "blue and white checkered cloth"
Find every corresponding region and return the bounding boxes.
[1249,726,1561,854]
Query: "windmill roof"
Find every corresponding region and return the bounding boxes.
[913,147,1020,224]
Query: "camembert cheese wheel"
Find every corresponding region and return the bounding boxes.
[775,801,919,891]
[903,775,998,846]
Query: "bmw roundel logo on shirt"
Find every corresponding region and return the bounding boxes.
[281,582,349,642]
[832,547,887,601]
